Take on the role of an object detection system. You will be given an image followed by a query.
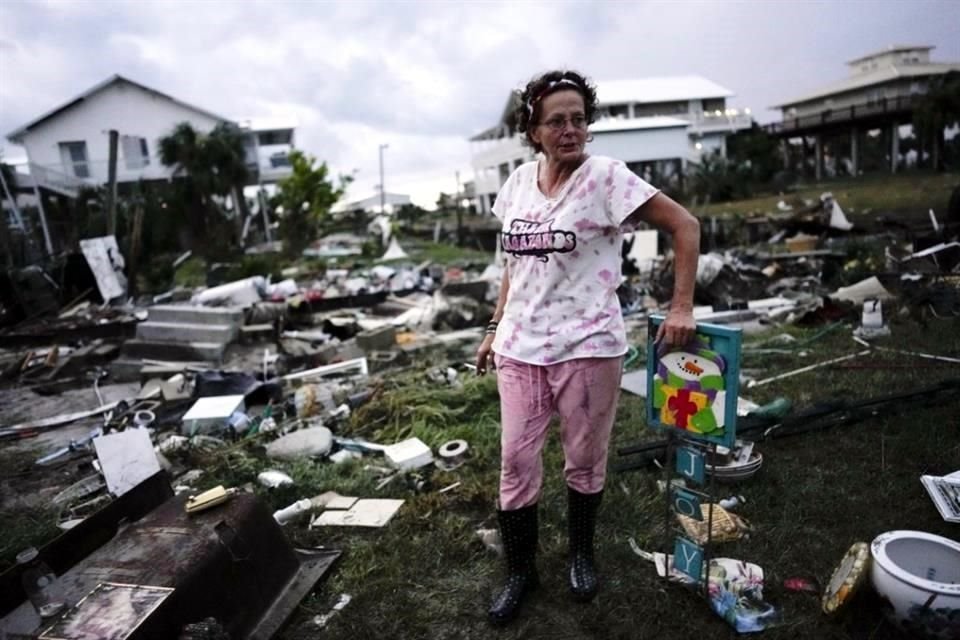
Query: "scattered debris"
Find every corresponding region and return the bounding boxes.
[258,470,295,488]
[920,470,960,523]
[675,503,751,544]
[383,437,434,470]
[265,427,334,460]
[822,542,870,615]
[310,498,405,528]
[93,428,162,497]
[313,593,352,629]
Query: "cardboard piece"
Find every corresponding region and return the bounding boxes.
[310,499,404,528]
[79,235,127,302]
[93,428,162,497]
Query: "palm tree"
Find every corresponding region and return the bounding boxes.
[159,122,250,254]
[205,122,252,242]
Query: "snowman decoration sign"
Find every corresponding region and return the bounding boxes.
[646,317,741,448]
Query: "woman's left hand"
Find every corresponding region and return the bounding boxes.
[655,307,697,350]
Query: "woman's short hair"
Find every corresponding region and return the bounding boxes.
[514,70,599,154]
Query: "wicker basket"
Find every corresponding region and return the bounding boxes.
[676,503,750,545]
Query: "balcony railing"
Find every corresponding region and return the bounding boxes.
[686,111,753,131]
[28,163,88,197]
[764,94,921,135]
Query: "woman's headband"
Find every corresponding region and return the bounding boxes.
[526,78,582,116]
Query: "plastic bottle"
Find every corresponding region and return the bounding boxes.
[273,499,313,525]
[17,547,66,619]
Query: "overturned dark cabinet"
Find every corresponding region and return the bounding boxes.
[1,488,339,639]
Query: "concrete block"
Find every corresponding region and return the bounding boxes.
[147,304,244,327]
[356,325,397,352]
[136,321,236,344]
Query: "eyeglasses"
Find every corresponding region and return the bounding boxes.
[539,115,587,131]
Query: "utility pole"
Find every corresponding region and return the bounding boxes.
[378,143,389,215]
[106,129,119,235]
[455,170,463,247]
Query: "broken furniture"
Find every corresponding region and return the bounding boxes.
[0,476,339,640]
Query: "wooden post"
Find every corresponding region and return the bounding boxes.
[127,199,145,298]
[31,181,54,256]
[106,129,119,235]
[890,123,900,174]
[814,134,823,182]
[850,128,859,176]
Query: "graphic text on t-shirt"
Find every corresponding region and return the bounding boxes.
[500,218,577,262]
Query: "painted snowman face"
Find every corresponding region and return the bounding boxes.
[661,351,723,381]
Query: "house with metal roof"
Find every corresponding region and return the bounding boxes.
[766,45,960,177]
[468,75,752,214]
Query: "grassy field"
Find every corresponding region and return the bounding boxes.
[166,313,956,640]
[698,170,959,219]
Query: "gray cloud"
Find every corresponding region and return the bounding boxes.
[2,0,959,205]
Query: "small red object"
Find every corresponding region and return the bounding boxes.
[783,577,820,594]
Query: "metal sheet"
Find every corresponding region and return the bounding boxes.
[1,489,339,639]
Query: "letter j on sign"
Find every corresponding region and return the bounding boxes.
[676,446,705,484]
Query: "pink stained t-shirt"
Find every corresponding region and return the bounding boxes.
[491,155,659,366]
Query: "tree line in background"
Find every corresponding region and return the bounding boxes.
[2,74,958,274]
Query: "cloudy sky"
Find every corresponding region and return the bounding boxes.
[1,0,958,208]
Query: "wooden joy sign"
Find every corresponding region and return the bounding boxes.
[646,316,742,449]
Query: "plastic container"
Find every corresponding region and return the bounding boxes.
[17,547,66,619]
[273,499,313,525]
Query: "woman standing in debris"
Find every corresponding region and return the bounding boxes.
[475,69,700,624]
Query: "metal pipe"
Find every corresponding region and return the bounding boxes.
[747,350,871,388]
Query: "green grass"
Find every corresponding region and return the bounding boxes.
[0,448,63,571]
[172,255,208,288]
[403,241,493,265]
[699,170,959,219]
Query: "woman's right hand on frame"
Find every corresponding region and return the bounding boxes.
[475,334,495,375]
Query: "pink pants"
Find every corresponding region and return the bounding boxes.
[495,354,624,510]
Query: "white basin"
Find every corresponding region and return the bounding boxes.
[870,530,960,639]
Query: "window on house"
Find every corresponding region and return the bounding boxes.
[257,130,293,146]
[702,98,726,115]
[121,136,151,170]
[58,141,90,178]
[633,101,688,118]
[608,104,630,119]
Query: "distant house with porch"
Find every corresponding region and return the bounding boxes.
[468,75,752,214]
[4,74,295,254]
[766,45,960,178]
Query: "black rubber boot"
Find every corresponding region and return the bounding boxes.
[567,487,603,601]
[488,503,539,625]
